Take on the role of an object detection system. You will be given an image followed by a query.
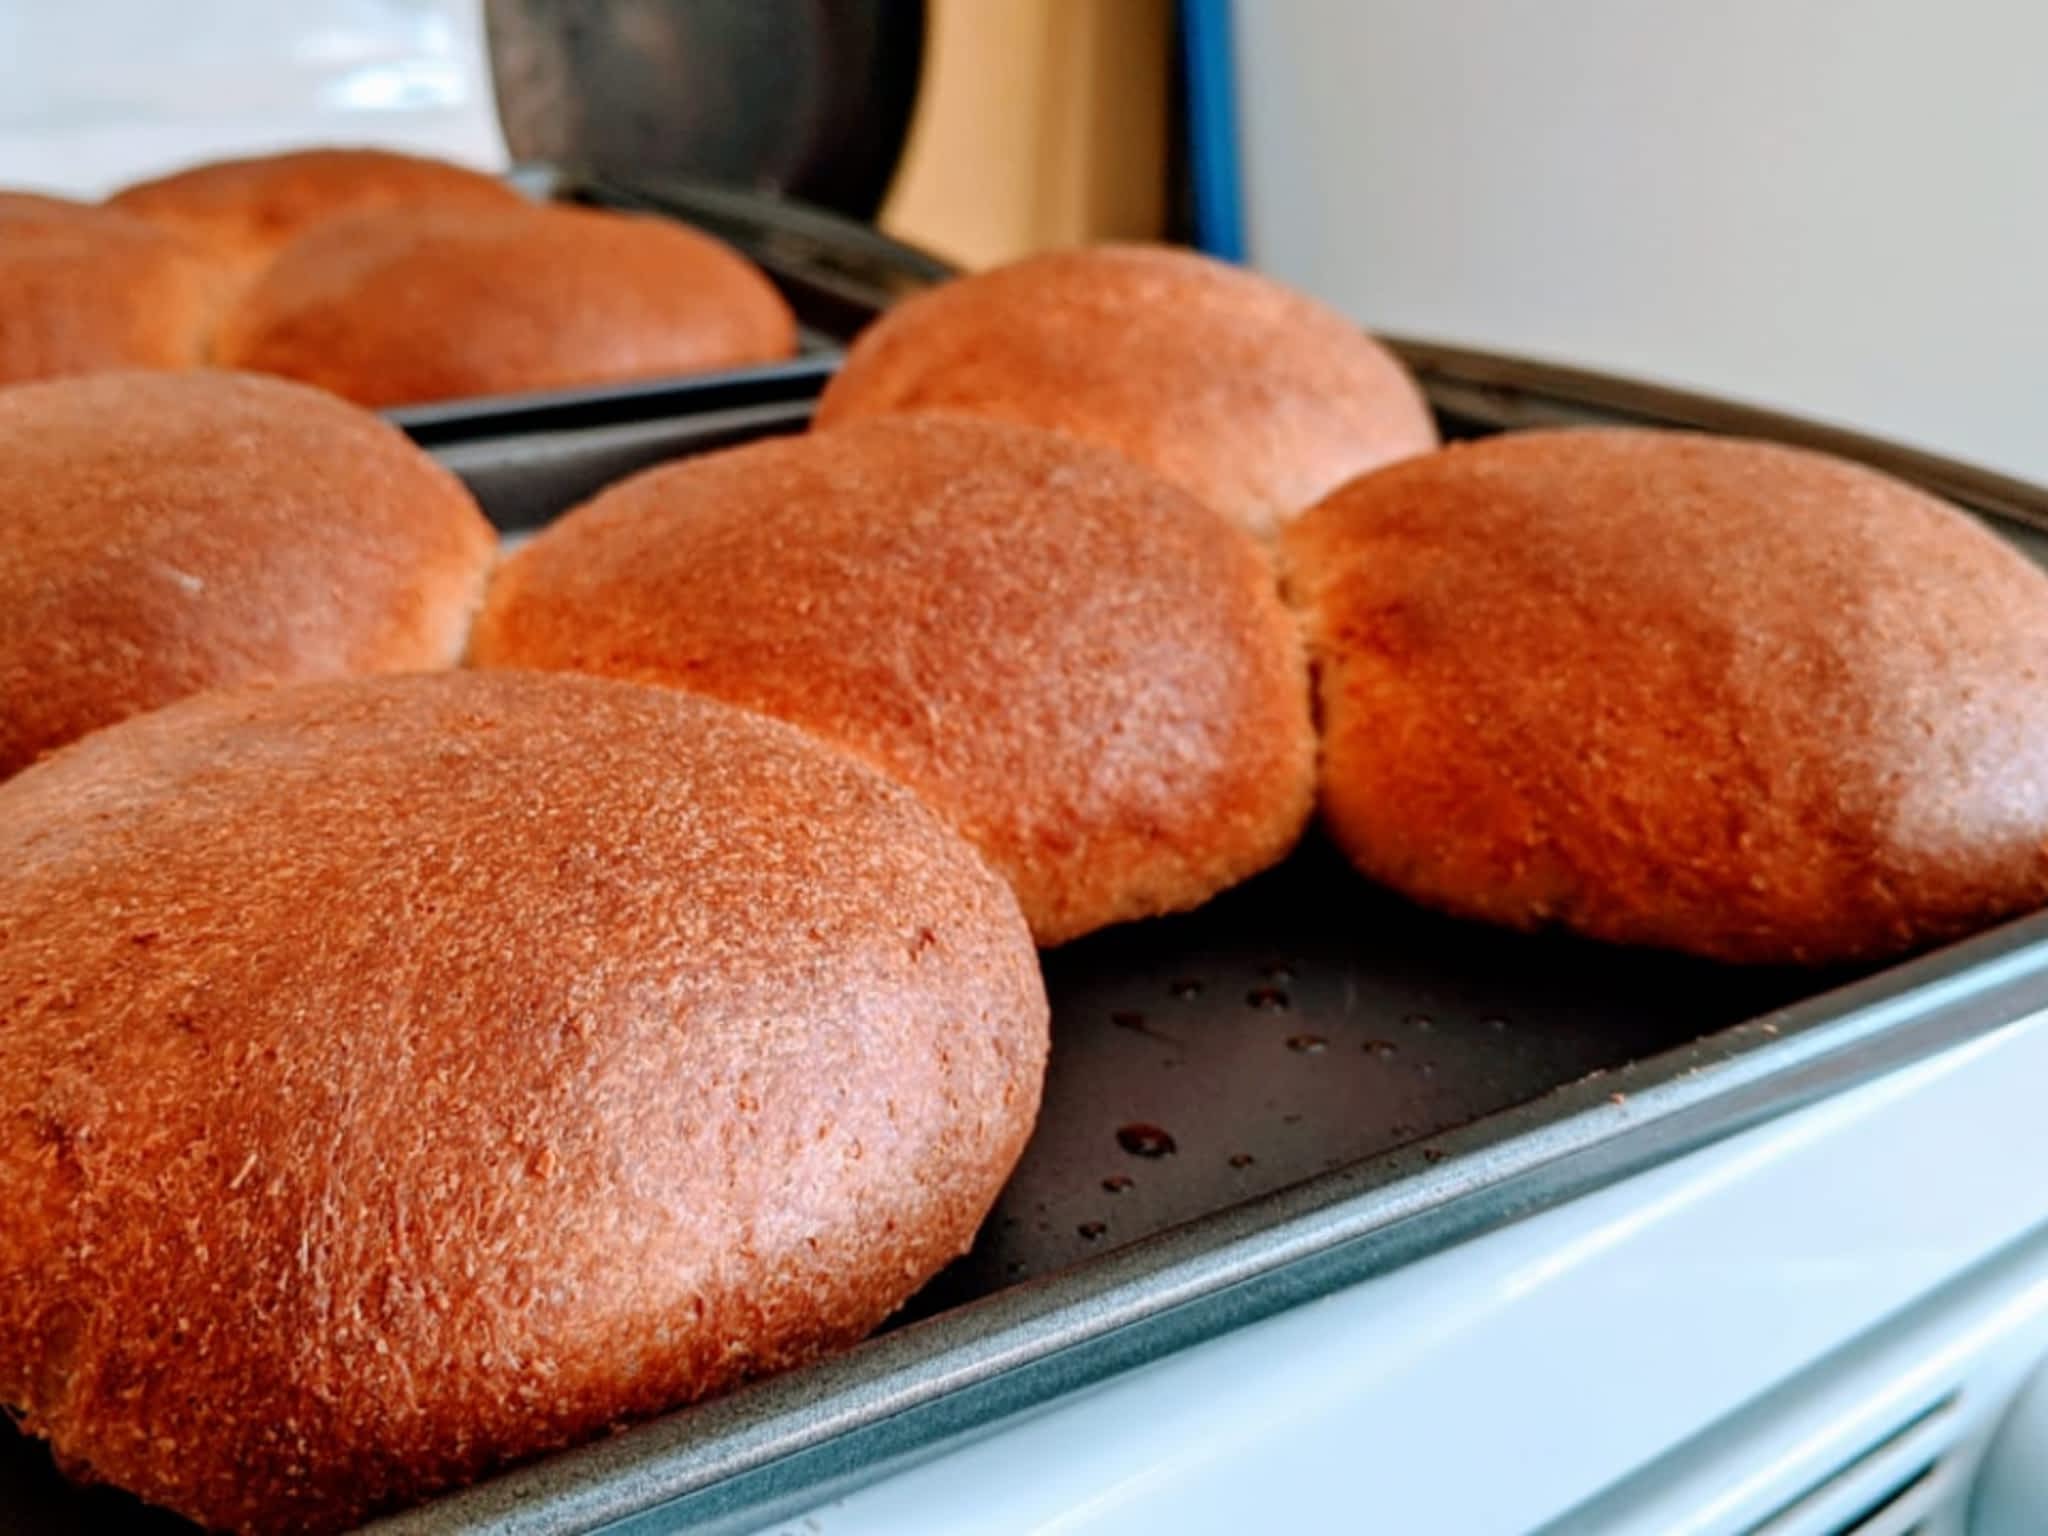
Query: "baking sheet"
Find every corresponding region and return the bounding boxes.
[386,353,2048,1536]
[898,837,1822,1315]
[9,350,2048,1535]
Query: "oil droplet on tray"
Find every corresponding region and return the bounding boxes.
[1228,1152,1256,1169]
[1363,1039,1398,1059]
[1246,986,1290,1011]
[1102,1174,1135,1194]
[1285,1033,1327,1054]
[1170,978,1204,1000]
[1077,1221,1108,1241]
[1116,1122,1178,1158]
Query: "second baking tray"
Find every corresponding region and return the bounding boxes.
[8,348,2048,1535]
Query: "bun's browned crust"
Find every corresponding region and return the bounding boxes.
[0,191,93,224]
[0,670,1046,1534]
[105,146,524,272]
[470,415,1315,944]
[0,371,494,778]
[1283,428,2048,964]
[813,244,1438,538]
[0,196,229,383]
[212,203,798,407]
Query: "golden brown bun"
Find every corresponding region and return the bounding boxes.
[813,244,1439,538]
[0,191,93,224]
[105,146,524,273]
[212,203,799,407]
[470,415,1315,944]
[0,670,1046,1533]
[0,371,494,778]
[1283,427,2048,965]
[0,195,230,384]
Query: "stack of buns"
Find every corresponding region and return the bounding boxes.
[0,147,796,402]
[7,229,2048,1532]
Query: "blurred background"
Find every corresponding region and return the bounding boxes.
[3,0,2044,480]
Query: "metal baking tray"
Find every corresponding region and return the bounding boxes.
[373,167,953,440]
[9,347,2048,1536]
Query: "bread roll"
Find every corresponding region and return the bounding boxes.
[211,203,798,408]
[0,670,1045,1534]
[0,190,93,224]
[813,244,1438,538]
[1283,427,2048,964]
[470,415,1315,944]
[105,146,524,274]
[0,371,493,778]
[0,196,229,384]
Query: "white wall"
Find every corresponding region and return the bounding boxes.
[0,1,505,195]
[1235,0,2048,483]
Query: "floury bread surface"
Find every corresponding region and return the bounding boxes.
[0,670,1048,1532]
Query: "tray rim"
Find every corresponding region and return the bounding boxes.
[370,347,2048,1535]
[387,355,838,448]
[1386,334,2048,537]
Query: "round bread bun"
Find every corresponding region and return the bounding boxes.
[0,196,229,384]
[0,190,94,224]
[105,146,525,273]
[812,244,1439,538]
[470,415,1315,945]
[0,670,1046,1533]
[211,203,798,408]
[1282,427,2048,965]
[0,370,494,779]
